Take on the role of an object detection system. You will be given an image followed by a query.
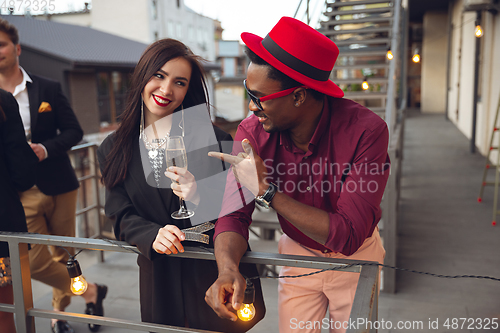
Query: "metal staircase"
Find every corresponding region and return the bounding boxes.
[319,0,401,123]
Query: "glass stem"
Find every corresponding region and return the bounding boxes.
[178,197,187,213]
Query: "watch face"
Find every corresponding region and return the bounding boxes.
[255,197,270,209]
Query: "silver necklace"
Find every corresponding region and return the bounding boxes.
[141,130,169,159]
[139,99,185,159]
[139,99,170,159]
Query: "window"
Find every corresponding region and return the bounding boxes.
[97,71,131,127]
[167,21,174,37]
[176,22,182,39]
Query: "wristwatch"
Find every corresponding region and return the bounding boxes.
[255,182,278,209]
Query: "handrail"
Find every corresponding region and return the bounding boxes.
[0,232,379,333]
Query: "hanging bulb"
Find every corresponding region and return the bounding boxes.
[237,279,256,321]
[412,47,420,63]
[361,77,369,91]
[67,257,88,295]
[475,24,483,38]
[386,49,393,60]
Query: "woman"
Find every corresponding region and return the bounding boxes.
[0,89,38,333]
[97,39,264,332]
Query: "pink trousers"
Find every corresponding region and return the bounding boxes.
[278,228,385,333]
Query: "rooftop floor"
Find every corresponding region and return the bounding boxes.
[31,110,500,332]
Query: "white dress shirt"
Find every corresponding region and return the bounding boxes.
[13,67,47,159]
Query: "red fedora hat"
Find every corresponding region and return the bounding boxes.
[241,16,344,98]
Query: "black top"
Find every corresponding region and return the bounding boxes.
[97,107,265,332]
[0,89,38,258]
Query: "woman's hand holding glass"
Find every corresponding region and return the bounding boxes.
[164,166,200,205]
[152,225,186,255]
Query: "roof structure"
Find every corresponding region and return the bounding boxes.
[1,14,220,71]
[1,15,147,68]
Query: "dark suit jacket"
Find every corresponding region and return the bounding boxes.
[27,74,83,195]
[97,110,265,332]
[0,89,38,258]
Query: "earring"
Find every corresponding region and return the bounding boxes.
[180,104,185,137]
[140,97,145,136]
[295,102,300,107]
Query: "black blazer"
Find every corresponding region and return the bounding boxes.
[0,89,38,258]
[97,110,265,332]
[27,74,83,195]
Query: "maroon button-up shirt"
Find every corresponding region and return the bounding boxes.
[214,96,390,256]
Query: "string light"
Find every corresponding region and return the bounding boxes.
[475,24,483,38]
[237,279,256,321]
[412,48,420,63]
[361,77,369,91]
[386,49,393,60]
[67,257,88,295]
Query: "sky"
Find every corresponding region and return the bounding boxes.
[183,0,302,40]
[11,0,325,42]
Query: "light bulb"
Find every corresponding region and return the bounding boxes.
[475,25,483,38]
[66,257,88,295]
[237,303,256,321]
[386,49,393,60]
[70,275,88,295]
[237,278,256,322]
[412,54,420,63]
[362,78,369,91]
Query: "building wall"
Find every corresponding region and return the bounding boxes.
[447,0,463,122]
[68,71,100,135]
[215,82,246,121]
[91,0,151,43]
[19,49,73,97]
[156,0,215,60]
[477,11,500,158]
[447,0,500,157]
[421,11,448,113]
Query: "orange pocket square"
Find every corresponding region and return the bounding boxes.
[38,102,52,113]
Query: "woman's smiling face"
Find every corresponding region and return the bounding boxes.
[142,57,192,124]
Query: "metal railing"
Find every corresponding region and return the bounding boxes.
[0,232,380,333]
[68,143,109,262]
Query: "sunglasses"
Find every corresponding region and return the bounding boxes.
[243,79,306,111]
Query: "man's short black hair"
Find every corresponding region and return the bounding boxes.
[245,46,325,101]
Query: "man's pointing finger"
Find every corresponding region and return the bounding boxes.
[208,152,242,165]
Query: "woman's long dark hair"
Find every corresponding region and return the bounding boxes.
[101,39,210,189]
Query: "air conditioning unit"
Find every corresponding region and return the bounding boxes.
[464,0,499,12]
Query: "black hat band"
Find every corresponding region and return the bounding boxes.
[261,35,331,82]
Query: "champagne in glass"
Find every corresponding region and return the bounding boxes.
[165,136,194,219]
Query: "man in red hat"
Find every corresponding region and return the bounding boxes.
[206,17,390,332]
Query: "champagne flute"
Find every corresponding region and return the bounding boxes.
[165,136,195,219]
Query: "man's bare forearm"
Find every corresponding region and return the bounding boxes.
[214,231,248,274]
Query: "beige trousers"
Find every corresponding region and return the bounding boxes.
[278,227,385,333]
[20,186,78,310]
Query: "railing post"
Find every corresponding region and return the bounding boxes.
[8,241,35,333]
[347,264,379,333]
[89,145,105,262]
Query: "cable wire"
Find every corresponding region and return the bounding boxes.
[250,262,500,282]
[2,232,498,283]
